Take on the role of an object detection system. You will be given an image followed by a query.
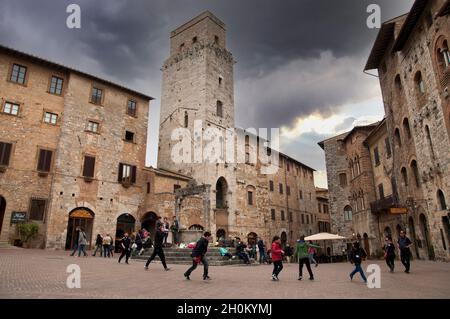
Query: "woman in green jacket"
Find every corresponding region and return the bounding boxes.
[294,236,320,280]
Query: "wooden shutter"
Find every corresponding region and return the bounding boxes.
[83,156,95,178]
[118,163,124,182]
[44,150,52,172]
[37,149,46,171]
[0,142,12,166]
[131,166,137,184]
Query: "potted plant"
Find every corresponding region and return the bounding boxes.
[17,222,39,248]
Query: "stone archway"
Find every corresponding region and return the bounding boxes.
[65,207,95,250]
[0,196,6,236]
[115,213,136,252]
[141,212,158,240]
[216,177,228,209]
[247,232,257,246]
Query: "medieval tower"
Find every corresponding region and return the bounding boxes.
[158,11,239,236]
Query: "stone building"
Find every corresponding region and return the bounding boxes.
[0,44,154,249]
[315,187,332,254]
[157,11,320,247]
[364,0,450,261]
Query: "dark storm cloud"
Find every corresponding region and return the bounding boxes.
[0,0,415,170]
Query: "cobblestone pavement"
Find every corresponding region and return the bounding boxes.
[0,248,449,299]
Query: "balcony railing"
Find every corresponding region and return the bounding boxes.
[370,195,396,213]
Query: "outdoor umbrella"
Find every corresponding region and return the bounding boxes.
[304,232,347,263]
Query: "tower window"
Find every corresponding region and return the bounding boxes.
[184,111,188,128]
[214,35,219,44]
[216,101,223,118]
[125,131,135,142]
[192,36,198,44]
[403,118,411,139]
[415,71,425,95]
[401,167,408,186]
[219,76,223,86]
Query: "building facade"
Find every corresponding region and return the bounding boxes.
[321,0,450,261]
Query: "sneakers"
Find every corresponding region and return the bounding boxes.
[165,268,171,271]
[203,276,211,280]
[309,277,314,281]
[272,274,279,281]
[144,266,149,270]
[298,276,302,281]
[184,273,190,280]
[350,275,353,281]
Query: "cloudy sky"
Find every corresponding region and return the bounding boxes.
[0,0,415,187]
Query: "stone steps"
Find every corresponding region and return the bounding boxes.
[131,247,258,266]
[0,241,18,249]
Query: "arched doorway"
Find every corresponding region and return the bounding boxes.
[65,208,95,250]
[384,227,392,238]
[280,231,287,248]
[408,217,420,258]
[0,196,6,235]
[216,228,226,240]
[216,177,228,209]
[115,213,136,252]
[363,233,370,257]
[141,212,157,240]
[419,213,435,260]
[247,232,257,246]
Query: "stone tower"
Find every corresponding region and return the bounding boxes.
[158,11,238,234]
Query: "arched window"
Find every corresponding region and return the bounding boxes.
[403,118,412,139]
[394,128,402,147]
[437,39,450,70]
[437,189,447,211]
[216,100,223,118]
[349,160,354,179]
[425,125,435,159]
[344,206,353,221]
[184,111,188,128]
[395,74,402,94]
[415,71,425,95]
[410,160,421,187]
[401,167,408,186]
[359,190,366,210]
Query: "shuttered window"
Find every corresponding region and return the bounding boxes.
[83,156,96,178]
[118,163,136,184]
[0,142,12,166]
[37,149,53,172]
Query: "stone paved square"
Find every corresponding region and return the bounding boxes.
[1,249,449,299]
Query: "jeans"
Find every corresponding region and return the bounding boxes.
[103,245,111,258]
[400,249,411,272]
[145,247,168,269]
[385,255,395,271]
[309,253,318,266]
[93,244,102,256]
[272,261,283,277]
[70,244,78,256]
[237,252,250,264]
[259,249,267,263]
[299,258,314,278]
[350,263,367,282]
[118,248,131,263]
[77,244,87,257]
[185,256,209,278]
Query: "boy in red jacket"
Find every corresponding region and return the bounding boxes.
[271,236,284,281]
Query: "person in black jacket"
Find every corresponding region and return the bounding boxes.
[92,234,103,257]
[144,225,170,271]
[235,240,250,264]
[118,233,132,264]
[383,236,396,272]
[184,231,212,280]
[349,241,367,283]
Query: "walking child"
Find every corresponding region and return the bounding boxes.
[271,236,284,281]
